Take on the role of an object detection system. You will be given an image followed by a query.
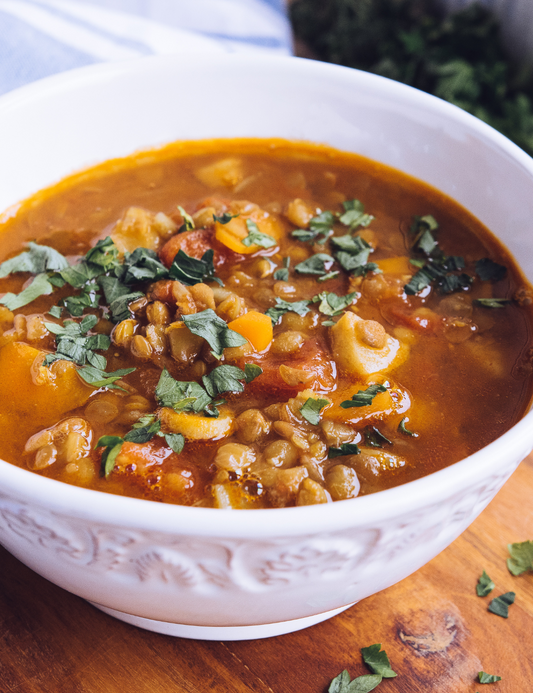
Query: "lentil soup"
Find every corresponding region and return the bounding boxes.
[0,138,531,508]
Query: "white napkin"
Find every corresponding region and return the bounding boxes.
[0,0,293,95]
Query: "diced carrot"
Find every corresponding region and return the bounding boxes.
[215,211,281,255]
[376,256,413,275]
[228,311,273,351]
[0,342,93,429]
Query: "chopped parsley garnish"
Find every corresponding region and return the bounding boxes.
[77,365,135,391]
[340,384,387,408]
[364,426,392,448]
[168,248,219,286]
[0,241,69,277]
[292,210,335,244]
[328,443,361,458]
[273,257,290,281]
[295,253,335,276]
[299,397,330,425]
[242,219,277,248]
[155,368,213,414]
[331,234,374,275]
[488,591,515,618]
[478,671,502,684]
[317,270,340,283]
[312,290,357,316]
[96,413,186,477]
[202,363,262,398]
[177,205,195,232]
[476,570,495,597]
[44,315,110,366]
[62,286,101,317]
[361,644,397,678]
[328,643,396,693]
[338,199,374,230]
[507,540,533,576]
[98,276,144,323]
[155,365,260,419]
[213,212,238,224]
[182,309,248,359]
[123,415,162,443]
[265,298,310,326]
[476,258,507,282]
[398,417,418,437]
[473,298,511,309]
[409,215,439,255]
[0,273,56,310]
[96,435,124,478]
[119,247,169,284]
[404,255,471,296]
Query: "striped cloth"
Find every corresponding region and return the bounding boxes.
[0,0,293,95]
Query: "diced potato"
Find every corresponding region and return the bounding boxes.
[111,207,176,254]
[330,312,409,376]
[195,157,244,189]
[0,342,93,431]
[160,407,234,440]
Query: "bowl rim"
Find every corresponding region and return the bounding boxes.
[1,52,533,537]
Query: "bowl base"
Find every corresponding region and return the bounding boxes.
[88,601,355,640]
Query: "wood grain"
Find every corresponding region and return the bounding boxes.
[1,455,532,693]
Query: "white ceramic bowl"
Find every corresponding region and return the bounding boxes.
[1,54,533,641]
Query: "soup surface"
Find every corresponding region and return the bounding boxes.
[0,139,532,508]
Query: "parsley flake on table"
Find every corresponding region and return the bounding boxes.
[328,670,383,693]
[182,309,248,359]
[361,643,397,678]
[507,540,533,575]
[488,591,515,618]
[340,384,387,408]
[476,570,495,597]
[478,671,502,684]
[242,219,277,248]
[299,397,330,425]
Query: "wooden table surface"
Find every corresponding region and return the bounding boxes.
[1,454,532,693]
